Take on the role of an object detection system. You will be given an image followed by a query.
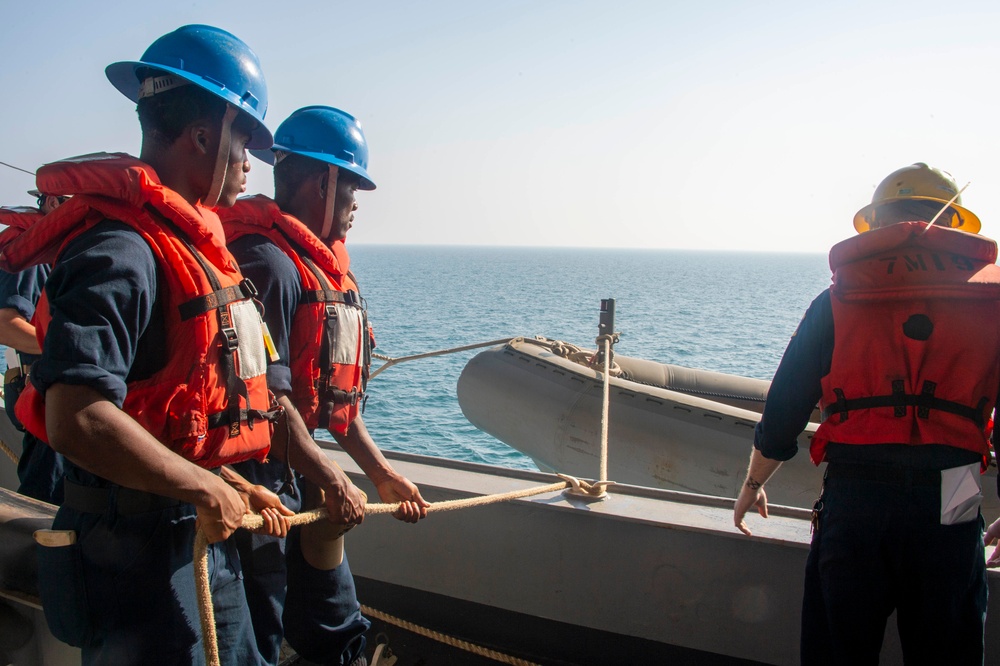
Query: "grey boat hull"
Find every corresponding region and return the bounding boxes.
[4,445,1000,665]
[331,447,1000,665]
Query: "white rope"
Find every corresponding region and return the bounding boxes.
[369,338,514,380]
[361,604,543,666]
[197,334,621,665]
[196,481,571,666]
[0,438,19,465]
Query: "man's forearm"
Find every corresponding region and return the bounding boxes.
[45,382,224,507]
[0,308,41,355]
[331,416,395,485]
[270,393,353,491]
[744,448,783,490]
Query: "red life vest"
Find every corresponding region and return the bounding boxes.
[0,206,46,369]
[219,195,374,435]
[1,153,276,468]
[0,207,43,240]
[812,221,1000,465]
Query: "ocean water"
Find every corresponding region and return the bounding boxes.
[331,246,833,470]
[0,246,833,470]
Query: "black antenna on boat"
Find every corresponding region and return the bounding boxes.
[596,298,618,366]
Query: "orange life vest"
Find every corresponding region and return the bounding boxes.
[811,221,1000,465]
[1,153,276,468]
[0,206,43,238]
[219,195,373,435]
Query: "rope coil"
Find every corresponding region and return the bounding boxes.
[524,336,623,377]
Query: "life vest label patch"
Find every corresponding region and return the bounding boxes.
[229,298,268,380]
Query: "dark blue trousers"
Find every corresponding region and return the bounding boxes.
[283,532,369,665]
[802,469,987,665]
[16,431,65,504]
[39,496,261,665]
[232,458,369,665]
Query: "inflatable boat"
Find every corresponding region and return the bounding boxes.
[457,336,1000,515]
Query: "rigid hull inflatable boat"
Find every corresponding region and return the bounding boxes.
[457,336,1000,515]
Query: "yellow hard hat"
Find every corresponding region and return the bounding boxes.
[853,163,980,234]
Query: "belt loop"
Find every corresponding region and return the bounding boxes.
[918,381,936,419]
[892,380,906,417]
[108,485,121,516]
[832,388,848,422]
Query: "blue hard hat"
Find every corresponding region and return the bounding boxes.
[251,106,375,190]
[105,24,273,149]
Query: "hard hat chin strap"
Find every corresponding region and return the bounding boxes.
[204,105,239,208]
[319,164,339,242]
[919,181,970,236]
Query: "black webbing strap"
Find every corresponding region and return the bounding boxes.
[321,386,360,406]
[298,255,359,306]
[822,380,988,429]
[178,282,255,321]
[207,406,282,432]
[301,289,355,305]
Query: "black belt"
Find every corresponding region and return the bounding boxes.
[825,462,941,487]
[63,480,184,515]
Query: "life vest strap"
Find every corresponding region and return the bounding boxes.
[315,382,362,406]
[822,381,988,429]
[302,289,359,306]
[178,279,258,321]
[207,406,282,432]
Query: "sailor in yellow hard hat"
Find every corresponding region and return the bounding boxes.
[736,162,998,663]
[853,162,980,233]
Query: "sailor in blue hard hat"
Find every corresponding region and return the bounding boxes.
[219,106,425,666]
[253,105,377,241]
[20,25,296,664]
[106,23,274,208]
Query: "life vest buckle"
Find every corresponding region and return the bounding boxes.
[221,327,239,352]
[240,278,258,298]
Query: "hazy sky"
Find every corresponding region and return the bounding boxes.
[3,0,1000,252]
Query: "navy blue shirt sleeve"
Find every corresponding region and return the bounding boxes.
[0,264,50,320]
[30,221,158,408]
[754,289,834,461]
[228,234,300,395]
